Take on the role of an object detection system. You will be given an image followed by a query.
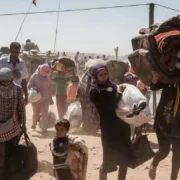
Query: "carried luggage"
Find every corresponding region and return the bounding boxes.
[128,49,154,85]
[49,57,76,79]
[66,101,82,129]
[5,132,38,180]
[129,16,180,85]
[117,83,147,113]
[129,128,155,169]
[116,84,152,127]
[28,88,41,103]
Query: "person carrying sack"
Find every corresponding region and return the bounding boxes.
[149,71,180,180]
[0,68,26,180]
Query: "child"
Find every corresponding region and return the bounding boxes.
[67,76,79,104]
[50,119,72,180]
[50,119,88,180]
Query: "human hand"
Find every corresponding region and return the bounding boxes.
[152,71,160,84]
[118,85,126,93]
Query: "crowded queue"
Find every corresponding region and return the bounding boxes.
[0,41,179,180]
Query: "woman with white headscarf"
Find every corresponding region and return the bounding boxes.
[0,68,26,180]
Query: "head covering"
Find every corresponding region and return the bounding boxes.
[89,64,116,92]
[0,68,13,82]
[0,68,14,96]
[36,64,50,76]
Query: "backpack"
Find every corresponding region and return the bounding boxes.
[5,132,38,180]
[128,16,180,85]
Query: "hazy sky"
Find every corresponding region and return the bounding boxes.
[0,0,180,54]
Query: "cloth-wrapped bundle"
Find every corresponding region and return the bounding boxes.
[129,16,180,85]
[116,84,152,127]
[49,57,76,79]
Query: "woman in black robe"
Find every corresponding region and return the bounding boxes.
[149,71,180,180]
[89,64,133,180]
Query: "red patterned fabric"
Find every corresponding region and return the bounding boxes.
[0,85,25,142]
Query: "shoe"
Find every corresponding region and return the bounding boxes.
[149,165,157,180]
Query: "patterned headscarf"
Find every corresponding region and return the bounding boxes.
[0,68,13,82]
[0,68,15,96]
[36,64,50,76]
[89,64,116,92]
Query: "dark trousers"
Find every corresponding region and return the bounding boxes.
[0,135,20,179]
[152,128,180,180]
[99,165,128,180]
[54,168,72,180]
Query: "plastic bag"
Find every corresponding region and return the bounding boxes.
[117,83,147,114]
[66,101,82,129]
[116,108,152,127]
[28,88,41,103]
[116,84,152,127]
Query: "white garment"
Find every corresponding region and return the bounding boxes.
[0,56,29,86]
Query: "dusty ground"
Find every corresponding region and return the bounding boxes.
[25,98,179,180]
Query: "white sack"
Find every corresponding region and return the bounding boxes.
[116,108,152,127]
[116,83,152,127]
[28,88,41,103]
[117,83,147,114]
[66,101,82,129]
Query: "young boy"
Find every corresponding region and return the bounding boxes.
[50,119,72,180]
[50,119,88,180]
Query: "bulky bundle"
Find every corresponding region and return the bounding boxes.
[116,84,152,127]
[48,56,76,79]
[128,16,180,85]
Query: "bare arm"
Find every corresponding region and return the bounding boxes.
[17,87,26,126]
[21,79,28,104]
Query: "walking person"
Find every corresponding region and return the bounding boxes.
[89,64,133,180]
[28,64,52,132]
[149,71,180,180]
[0,68,26,180]
[53,76,68,119]
[0,42,29,104]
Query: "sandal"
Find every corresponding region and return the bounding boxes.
[149,165,157,180]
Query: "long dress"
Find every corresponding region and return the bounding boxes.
[89,87,133,173]
[150,83,180,180]
[151,82,180,137]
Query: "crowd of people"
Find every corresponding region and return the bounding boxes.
[0,41,179,180]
